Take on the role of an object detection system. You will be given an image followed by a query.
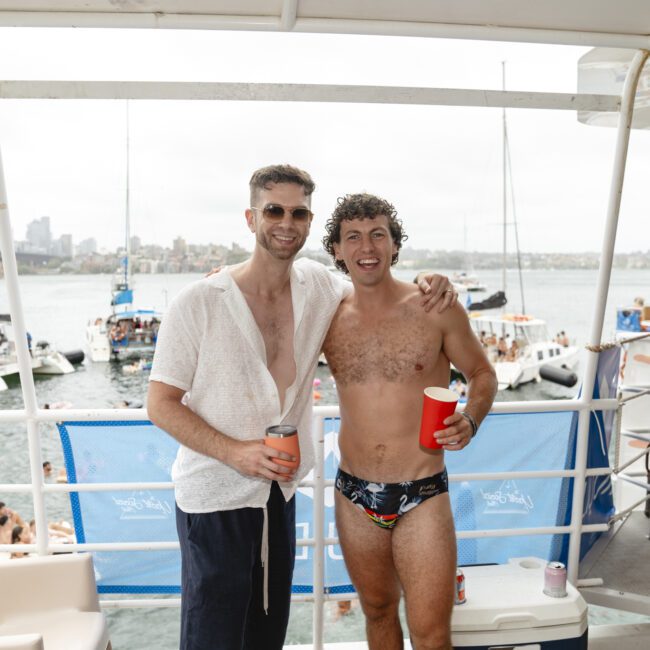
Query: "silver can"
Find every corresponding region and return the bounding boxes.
[543,561,567,598]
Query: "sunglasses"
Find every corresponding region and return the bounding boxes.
[251,204,313,223]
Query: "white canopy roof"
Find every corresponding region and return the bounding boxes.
[0,1,649,48]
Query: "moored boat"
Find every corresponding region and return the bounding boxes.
[0,315,74,383]
[469,312,579,390]
[85,104,162,363]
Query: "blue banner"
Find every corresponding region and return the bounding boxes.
[59,392,613,594]
[58,421,181,593]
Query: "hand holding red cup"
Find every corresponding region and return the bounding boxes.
[419,387,459,450]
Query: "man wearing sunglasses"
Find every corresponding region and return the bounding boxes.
[322,193,497,650]
[147,165,457,650]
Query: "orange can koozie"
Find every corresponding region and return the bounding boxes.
[419,387,459,450]
[265,425,300,469]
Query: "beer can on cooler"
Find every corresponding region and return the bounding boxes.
[455,568,466,604]
[543,561,568,598]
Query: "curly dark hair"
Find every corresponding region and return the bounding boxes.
[322,193,408,273]
[249,164,315,205]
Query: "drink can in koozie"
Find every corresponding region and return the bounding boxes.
[418,387,459,450]
[265,425,300,469]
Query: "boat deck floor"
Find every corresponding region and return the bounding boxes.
[580,510,650,597]
[288,625,650,649]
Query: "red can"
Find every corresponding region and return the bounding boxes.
[455,568,466,605]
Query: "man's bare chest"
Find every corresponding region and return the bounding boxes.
[246,296,295,364]
[323,309,443,385]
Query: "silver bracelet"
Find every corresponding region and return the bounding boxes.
[461,412,478,438]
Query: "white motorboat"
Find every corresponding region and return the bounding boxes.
[0,316,74,387]
[469,313,580,390]
[30,340,75,375]
[86,308,162,363]
[452,271,487,293]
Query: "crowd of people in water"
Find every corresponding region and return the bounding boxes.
[1,460,74,561]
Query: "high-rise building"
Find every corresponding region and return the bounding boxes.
[173,236,187,256]
[59,234,73,258]
[76,238,98,256]
[130,235,141,254]
[25,216,52,252]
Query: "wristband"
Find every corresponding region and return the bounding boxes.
[461,412,478,438]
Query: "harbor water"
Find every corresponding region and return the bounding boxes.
[1,268,649,647]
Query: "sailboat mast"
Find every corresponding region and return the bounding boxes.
[125,101,131,290]
[501,61,507,298]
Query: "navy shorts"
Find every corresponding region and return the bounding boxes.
[175,482,296,650]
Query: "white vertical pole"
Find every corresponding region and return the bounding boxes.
[311,414,326,650]
[566,49,649,585]
[501,61,507,298]
[125,100,131,291]
[280,0,298,31]
[0,147,49,555]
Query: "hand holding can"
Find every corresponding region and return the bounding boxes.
[419,387,459,450]
[264,425,300,469]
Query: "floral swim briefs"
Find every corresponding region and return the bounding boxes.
[335,467,449,530]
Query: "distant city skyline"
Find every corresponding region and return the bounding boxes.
[13,214,650,262]
[8,213,649,277]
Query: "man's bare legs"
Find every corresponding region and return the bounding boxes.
[336,490,456,650]
[335,491,404,650]
[393,493,456,650]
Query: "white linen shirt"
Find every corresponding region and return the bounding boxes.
[149,258,346,513]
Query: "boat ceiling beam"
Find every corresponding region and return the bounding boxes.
[0,80,620,112]
[0,12,649,50]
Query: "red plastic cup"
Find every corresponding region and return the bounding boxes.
[419,387,459,450]
[264,425,300,469]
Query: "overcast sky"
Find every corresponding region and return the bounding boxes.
[0,26,648,255]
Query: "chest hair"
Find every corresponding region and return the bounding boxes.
[324,306,439,386]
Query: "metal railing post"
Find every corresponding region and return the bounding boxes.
[0,146,49,555]
[311,412,326,650]
[566,49,649,585]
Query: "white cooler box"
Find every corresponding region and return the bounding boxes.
[451,557,588,650]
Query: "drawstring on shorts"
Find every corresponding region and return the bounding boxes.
[261,505,269,615]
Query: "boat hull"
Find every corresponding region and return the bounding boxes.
[32,351,75,375]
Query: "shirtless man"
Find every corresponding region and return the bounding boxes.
[322,193,497,650]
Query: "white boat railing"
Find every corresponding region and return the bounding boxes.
[0,400,616,646]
